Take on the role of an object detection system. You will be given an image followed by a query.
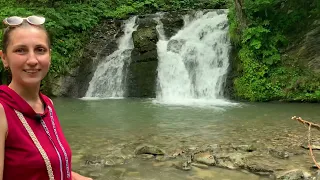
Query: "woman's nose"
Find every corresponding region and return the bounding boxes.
[26,52,38,66]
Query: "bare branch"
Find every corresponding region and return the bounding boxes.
[292,116,320,131]
[292,116,320,169]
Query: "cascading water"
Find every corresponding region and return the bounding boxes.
[84,16,138,99]
[155,10,234,106]
[154,13,166,41]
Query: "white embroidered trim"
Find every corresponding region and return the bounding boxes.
[47,106,71,179]
[15,110,55,180]
[41,119,64,180]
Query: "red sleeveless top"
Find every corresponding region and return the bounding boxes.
[0,85,72,180]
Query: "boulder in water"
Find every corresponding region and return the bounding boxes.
[134,144,166,155]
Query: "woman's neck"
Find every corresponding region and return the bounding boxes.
[8,82,41,102]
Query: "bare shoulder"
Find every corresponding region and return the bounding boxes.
[0,103,8,138]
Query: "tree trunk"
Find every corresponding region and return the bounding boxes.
[234,0,247,31]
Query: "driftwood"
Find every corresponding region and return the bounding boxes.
[292,116,320,169]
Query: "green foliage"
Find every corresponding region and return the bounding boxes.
[229,0,320,102]
[102,0,228,18]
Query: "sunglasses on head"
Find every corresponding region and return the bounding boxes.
[3,16,45,26]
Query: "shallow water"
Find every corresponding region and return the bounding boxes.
[53,98,320,180]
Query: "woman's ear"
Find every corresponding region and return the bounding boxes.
[0,50,9,68]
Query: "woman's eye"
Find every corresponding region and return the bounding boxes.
[36,47,47,54]
[14,49,25,54]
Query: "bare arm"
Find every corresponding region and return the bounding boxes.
[0,104,8,180]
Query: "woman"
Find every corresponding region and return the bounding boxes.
[0,16,92,180]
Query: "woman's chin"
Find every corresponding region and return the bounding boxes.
[20,78,43,87]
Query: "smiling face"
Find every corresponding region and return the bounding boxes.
[0,25,51,87]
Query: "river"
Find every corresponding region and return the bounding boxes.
[53,98,320,180]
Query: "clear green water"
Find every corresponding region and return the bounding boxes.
[53,98,320,180]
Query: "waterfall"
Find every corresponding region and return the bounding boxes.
[84,16,138,99]
[154,13,166,41]
[155,10,234,106]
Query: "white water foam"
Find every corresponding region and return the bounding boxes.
[154,10,237,107]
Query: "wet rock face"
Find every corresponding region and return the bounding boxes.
[126,13,186,98]
[292,20,320,74]
[126,16,159,98]
[51,20,122,97]
[160,11,185,38]
[284,19,320,86]
[132,18,158,55]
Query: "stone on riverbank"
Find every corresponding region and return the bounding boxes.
[276,169,311,180]
[191,162,209,169]
[215,153,246,170]
[193,152,216,166]
[173,160,192,171]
